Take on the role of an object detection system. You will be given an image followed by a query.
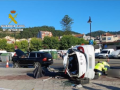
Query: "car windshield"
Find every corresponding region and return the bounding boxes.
[101,51,108,53]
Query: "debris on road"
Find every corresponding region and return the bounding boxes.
[76,84,83,88]
[42,77,52,82]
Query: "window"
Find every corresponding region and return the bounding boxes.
[102,37,106,40]
[107,37,111,40]
[42,53,52,58]
[29,53,36,57]
[101,51,108,54]
[37,53,41,57]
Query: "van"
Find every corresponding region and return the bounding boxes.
[63,45,95,84]
[95,49,101,58]
[98,49,114,59]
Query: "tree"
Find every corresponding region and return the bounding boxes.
[42,36,59,49]
[0,39,7,50]
[5,43,14,52]
[15,41,21,49]
[59,35,77,50]
[59,35,89,50]
[21,40,28,51]
[60,15,73,35]
[29,38,42,51]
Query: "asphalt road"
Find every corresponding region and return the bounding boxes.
[0,60,64,68]
[0,59,120,90]
[0,59,120,69]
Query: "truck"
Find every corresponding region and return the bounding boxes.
[12,49,53,68]
[63,45,95,84]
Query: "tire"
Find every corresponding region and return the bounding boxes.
[76,78,89,85]
[13,62,20,68]
[33,62,43,78]
[34,62,40,68]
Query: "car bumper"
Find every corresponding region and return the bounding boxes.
[98,56,107,58]
[42,60,53,66]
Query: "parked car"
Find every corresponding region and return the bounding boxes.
[98,49,114,59]
[111,50,120,59]
[12,49,53,68]
[95,49,101,58]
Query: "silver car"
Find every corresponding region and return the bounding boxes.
[111,50,120,59]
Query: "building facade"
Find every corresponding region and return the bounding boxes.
[74,34,94,41]
[101,33,119,43]
[37,31,52,40]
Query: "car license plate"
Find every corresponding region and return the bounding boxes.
[48,59,51,61]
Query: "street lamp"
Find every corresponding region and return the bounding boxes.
[87,16,92,40]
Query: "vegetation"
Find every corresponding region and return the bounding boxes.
[0,35,93,52]
[0,39,7,50]
[42,36,59,49]
[0,26,79,39]
[29,38,42,52]
[59,35,89,50]
[86,30,120,37]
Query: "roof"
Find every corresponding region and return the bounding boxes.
[102,33,113,36]
[74,34,84,38]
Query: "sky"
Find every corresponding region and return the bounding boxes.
[0,0,120,34]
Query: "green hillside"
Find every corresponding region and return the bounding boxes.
[86,30,120,37]
[0,26,80,39]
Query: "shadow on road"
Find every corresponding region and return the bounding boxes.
[26,67,69,79]
[93,83,120,90]
[110,66,120,69]
[83,86,101,90]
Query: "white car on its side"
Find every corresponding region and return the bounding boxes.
[63,45,95,84]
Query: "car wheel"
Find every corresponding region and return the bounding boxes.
[13,62,20,68]
[76,78,89,85]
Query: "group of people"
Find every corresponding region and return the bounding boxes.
[94,61,110,76]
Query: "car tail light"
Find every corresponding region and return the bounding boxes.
[43,58,47,61]
[77,47,84,53]
[80,73,85,78]
[65,69,67,74]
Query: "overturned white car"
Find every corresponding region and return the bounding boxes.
[63,45,95,84]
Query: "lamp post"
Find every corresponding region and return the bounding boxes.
[87,16,92,40]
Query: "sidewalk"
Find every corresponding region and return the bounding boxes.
[0,77,120,90]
